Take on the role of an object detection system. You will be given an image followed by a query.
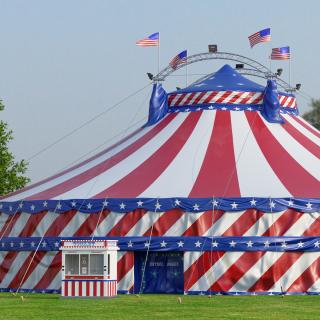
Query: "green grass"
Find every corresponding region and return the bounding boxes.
[0,293,319,320]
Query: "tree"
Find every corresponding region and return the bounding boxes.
[0,100,30,196]
[302,99,320,130]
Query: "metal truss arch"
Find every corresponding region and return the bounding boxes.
[153,51,294,92]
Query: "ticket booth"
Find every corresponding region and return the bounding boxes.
[60,240,119,298]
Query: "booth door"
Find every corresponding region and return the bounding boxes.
[134,252,184,293]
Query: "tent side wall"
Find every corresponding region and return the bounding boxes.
[0,209,319,295]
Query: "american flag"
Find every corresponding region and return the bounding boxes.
[136,32,159,47]
[169,50,187,69]
[271,46,290,60]
[248,28,271,48]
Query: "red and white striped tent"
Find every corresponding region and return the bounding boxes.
[0,64,319,295]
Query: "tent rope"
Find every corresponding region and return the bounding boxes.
[138,199,161,295]
[27,83,152,162]
[13,84,153,296]
[0,200,24,242]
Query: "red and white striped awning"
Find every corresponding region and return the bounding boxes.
[2,107,320,201]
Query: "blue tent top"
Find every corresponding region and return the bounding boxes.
[172,64,265,94]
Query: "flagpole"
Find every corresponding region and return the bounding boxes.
[268,40,272,73]
[157,32,160,81]
[269,55,272,72]
[289,56,291,87]
[186,59,188,87]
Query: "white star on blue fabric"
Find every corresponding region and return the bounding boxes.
[195,240,202,248]
[297,241,304,248]
[212,241,218,247]
[19,241,24,247]
[193,203,200,211]
[102,200,109,207]
[231,202,238,209]
[86,203,92,209]
[229,240,237,247]
[42,201,48,207]
[212,200,219,207]
[18,203,24,208]
[144,241,150,248]
[174,199,181,206]
[120,202,126,209]
[56,203,62,210]
[42,241,47,247]
[281,241,287,248]
[306,202,312,209]
[30,205,35,211]
[155,202,162,210]
[137,200,144,207]
[314,241,320,248]
[269,201,276,209]
[71,200,77,207]
[54,241,60,248]
[264,240,270,248]
[31,241,35,247]
[177,241,184,247]
[250,199,257,206]
[127,240,133,248]
[246,241,253,247]
[160,240,167,248]
[9,206,13,211]
[288,200,294,207]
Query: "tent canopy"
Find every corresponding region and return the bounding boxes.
[1,64,320,203]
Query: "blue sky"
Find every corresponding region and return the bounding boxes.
[1,0,319,181]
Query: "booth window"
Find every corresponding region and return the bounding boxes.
[107,254,110,276]
[90,254,104,275]
[65,253,104,276]
[80,254,89,275]
[65,254,79,275]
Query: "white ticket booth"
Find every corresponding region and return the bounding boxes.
[60,240,119,298]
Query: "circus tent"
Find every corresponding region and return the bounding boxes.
[0,63,319,295]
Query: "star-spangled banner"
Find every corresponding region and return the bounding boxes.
[248,28,271,48]
[0,236,319,252]
[0,197,319,214]
[167,104,299,116]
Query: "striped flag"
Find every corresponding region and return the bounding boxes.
[248,28,271,48]
[271,46,290,60]
[136,32,159,47]
[169,50,187,69]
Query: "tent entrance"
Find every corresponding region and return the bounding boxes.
[134,251,184,293]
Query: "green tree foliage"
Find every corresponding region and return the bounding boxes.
[302,99,320,130]
[0,100,30,196]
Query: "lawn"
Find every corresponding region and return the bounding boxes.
[0,293,318,320]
